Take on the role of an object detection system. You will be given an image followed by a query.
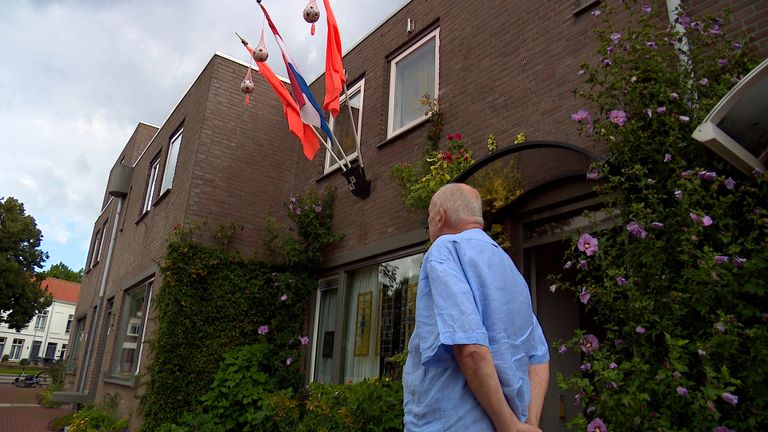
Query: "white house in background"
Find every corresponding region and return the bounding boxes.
[0,278,81,363]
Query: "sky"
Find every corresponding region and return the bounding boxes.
[0,0,408,272]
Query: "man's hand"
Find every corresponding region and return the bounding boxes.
[512,424,542,432]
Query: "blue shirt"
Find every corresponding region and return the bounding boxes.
[403,229,549,432]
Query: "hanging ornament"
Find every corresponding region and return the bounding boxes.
[241,66,255,105]
[303,0,320,36]
[252,29,269,63]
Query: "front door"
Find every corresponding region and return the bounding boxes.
[524,240,582,431]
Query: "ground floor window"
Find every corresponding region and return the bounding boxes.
[67,316,87,372]
[60,344,67,361]
[10,338,24,360]
[112,279,152,379]
[312,253,423,383]
[0,337,5,357]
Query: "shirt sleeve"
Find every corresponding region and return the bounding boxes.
[528,315,550,364]
[420,244,489,367]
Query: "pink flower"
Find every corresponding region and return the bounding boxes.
[299,336,310,345]
[669,92,679,100]
[677,386,689,397]
[578,260,588,270]
[580,288,591,304]
[713,427,735,432]
[699,77,709,86]
[549,284,558,293]
[657,106,667,114]
[571,109,592,123]
[558,345,568,354]
[610,32,621,43]
[679,115,690,122]
[280,294,288,301]
[732,42,742,50]
[754,168,765,177]
[646,41,657,49]
[718,58,728,67]
[609,362,618,369]
[258,325,270,335]
[698,171,717,180]
[663,153,672,162]
[447,133,455,141]
[609,109,627,126]
[563,261,573,270]
[578,233,599,256]
[714,256,729,264]
[626,221,648,239]
[636,326,647,334]
[642,4,652,13]
[587,418,607,432]
[714,322,726,333]
[733,256,747,266]
[701,215,713,226]
[721,392,738,406]
[286,357,293,365]
[616,276,628,286]
[674,190,683,200]
[581,334,599,354]
[725,177,736,190]
[580,363,592,371]
[591,9,601,16]
[586,169,599,180]
[644,108,653,118]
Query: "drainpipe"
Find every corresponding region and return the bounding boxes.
[78,197,122,394]
[665,0,690,60]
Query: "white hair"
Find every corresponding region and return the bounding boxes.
[431,183,484,226]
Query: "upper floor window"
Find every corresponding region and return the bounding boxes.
[34,309,48,330]
[387,28,439,138]
[89,219,108,268]
[143,155,161,213]
[66,314,74,333]
[160,127,182,195]
[325,80,364,173]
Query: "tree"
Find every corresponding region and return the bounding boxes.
[0,196,52,330]
[44,261,83,283]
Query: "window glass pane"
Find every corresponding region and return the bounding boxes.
[161,129,182,194]
[143,158,161,213]
[394,37,436,131]
[10,339,24,360]
[113,284,149,378]
[342,253,423,382]
[326,83,363,171]
[313,288,337,383]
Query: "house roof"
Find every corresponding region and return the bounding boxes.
[41,278,81,304]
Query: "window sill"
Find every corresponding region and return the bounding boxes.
[314,156,360,183]
[103,376,135,388]
[573,0,600,16]
[377,116,430,149]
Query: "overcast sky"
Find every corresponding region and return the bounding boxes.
[0,0,407,272]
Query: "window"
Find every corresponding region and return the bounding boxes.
[30,341,42,359]
[66,314,74,333]
[10,339,24,360]
[45,342,57,359]
[388,28,439,138]
[143,155,161,213]
[160,127,182,194]
[112,280,152,379]
[0,337,5,357]
[34,310,48,330]
[325,80,364,172]
[67,317,87,371]
[310,253,423,383]
[90,219,108,268]
[60,344,67,361]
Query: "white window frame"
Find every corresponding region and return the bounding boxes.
[90,219,108,268]
[66,314,74,333]
[325,80,364,173]
[143,156,161,213]
[111,280,152,379]
[387,28,440,139]
[160,127,183,195]
[34,309,48,330]
[10,338,24,360]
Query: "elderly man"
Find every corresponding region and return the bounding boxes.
[403,183,550,432]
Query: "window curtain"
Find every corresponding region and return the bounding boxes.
[313,288,337,383]
[344,266,381,382]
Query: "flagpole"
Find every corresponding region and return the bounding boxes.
[309,125,348,171]
[341,72,363,168]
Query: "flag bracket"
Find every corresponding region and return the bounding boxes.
[341,161,371,199]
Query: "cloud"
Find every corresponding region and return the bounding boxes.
[0,0,408,270]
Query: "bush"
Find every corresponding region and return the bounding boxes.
[68,393,129,432]
[48,412,75,432]
[263,378,404,432]
[1,354,8,362]
[552,2,766,431]
[141,189,340,431]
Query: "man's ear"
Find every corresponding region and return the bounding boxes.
[437,207,447,229]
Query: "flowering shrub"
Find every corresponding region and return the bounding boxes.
[142,190,340,431]
[390,99,475,210]
[552,2,767,431]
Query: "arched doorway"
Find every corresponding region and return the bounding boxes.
[456,141,604,431]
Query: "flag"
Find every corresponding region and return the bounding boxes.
[258,2,337,144]
[323,0,346,117]
[257,61,320,160]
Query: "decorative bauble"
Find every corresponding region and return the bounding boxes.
[303,2,320,23]
[252,46,268,63]
[240,79,255,94]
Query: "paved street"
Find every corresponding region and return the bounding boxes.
[0,379,73,432]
